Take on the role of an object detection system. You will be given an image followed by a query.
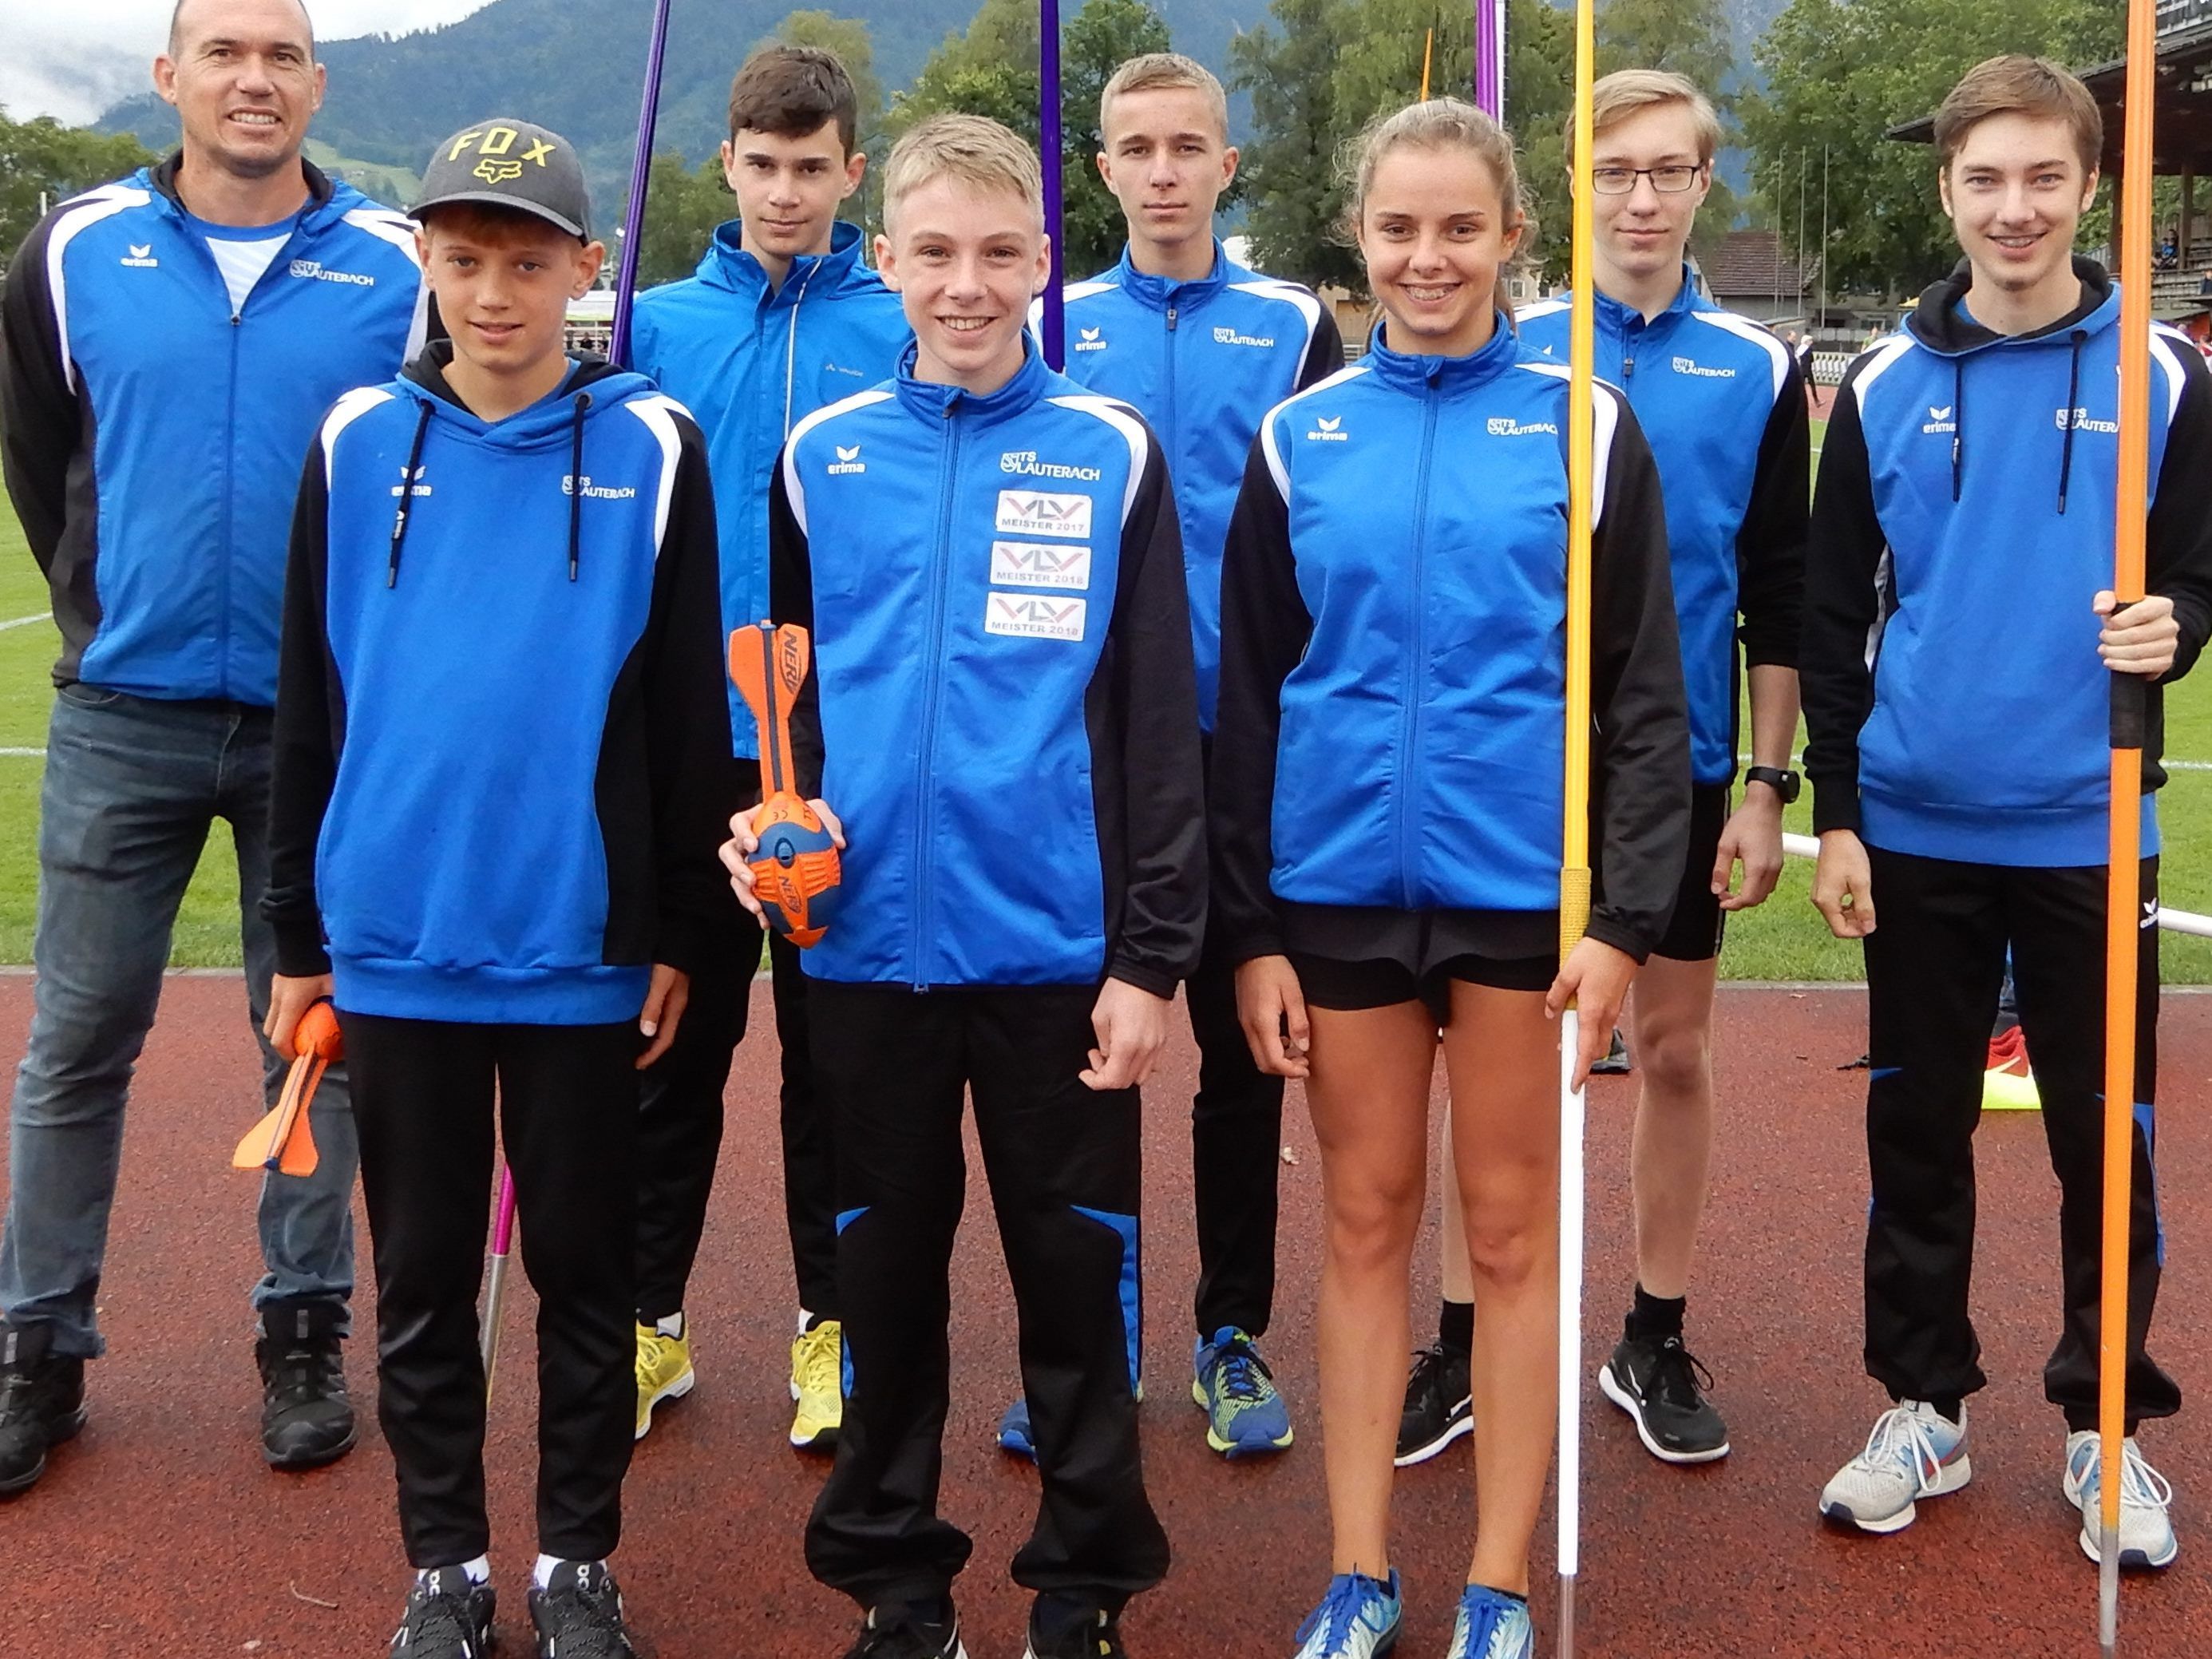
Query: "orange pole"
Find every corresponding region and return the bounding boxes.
[2100,0,2156,1648]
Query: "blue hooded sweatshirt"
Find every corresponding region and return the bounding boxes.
[631,220,910,756]
[1803,259,2212,867]
[265,349,736,1024]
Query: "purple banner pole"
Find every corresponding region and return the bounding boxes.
[1039,0,1066,370]
[1474,0,1504,120]
[608,0,675,366]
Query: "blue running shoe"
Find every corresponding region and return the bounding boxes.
[998,1397,1036,1461]
[1291,1570,1400,1659]
[1193,1327,1293,1458]
[1443,1583,1532,1659]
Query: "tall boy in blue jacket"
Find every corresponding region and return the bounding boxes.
[265,121,733,1659]
[629,44,910,1454]
[1804,57,2212,1571]
[1005,50,1339,1463]
[725,114,1203,1659]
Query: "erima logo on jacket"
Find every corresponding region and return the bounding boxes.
[1307,414,1347,441]
[121,243,158,267]
[1923,405,1957,434]
[828,445,866,475]
[1074,325,1108,351]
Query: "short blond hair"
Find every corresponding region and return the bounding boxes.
[1565,69,1723,167]
[1934,55,2102,177]
[1100,52,1229,143]
[883,113,1044,232]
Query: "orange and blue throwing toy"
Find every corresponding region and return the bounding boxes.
[729,621,841,948]
[231,999,342,1177]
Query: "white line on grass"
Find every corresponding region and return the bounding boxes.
[0,615,49,632]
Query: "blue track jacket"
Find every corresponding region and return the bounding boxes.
[1044,242,1342,729]
[770,341,1205,993]
[0,156,424,705]
[265,348,736,1024]
[1803,259,2212,867]
[1212,325,1691,964]
[1520,275,1807,785]
[631,220,909,756]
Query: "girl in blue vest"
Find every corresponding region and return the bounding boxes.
[1210,99,1691,1659]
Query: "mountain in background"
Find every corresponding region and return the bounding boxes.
[98,0,1272,210]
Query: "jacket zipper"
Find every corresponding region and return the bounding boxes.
[1164,303,1180,458]
[911,405,960,989]
[1396,386,1441,908]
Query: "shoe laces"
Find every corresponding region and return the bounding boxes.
[1640,1336,1715,1413]
[797,1324,841,1398]
[1295,1574,1387,1652]
[1406,1344,1454,1410]
[398,1578,482,1656]
[1855,1405,1953,1493]
[263,1339,342,1412]
[1209,1334,1276,1408]
[853,1605,952,1658]
[539,1567,631,1658]
[636,1328,683,1377]
[2081,1439,2175,1512]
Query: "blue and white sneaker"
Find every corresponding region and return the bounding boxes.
[1443,1583,1532,1659]
[1291,1570,1400,1659]
[998,1398,1036,1461]
[2064,1431,2178,1569]
[1818,1400,1971,1534]
[1193,1327,1293,1458]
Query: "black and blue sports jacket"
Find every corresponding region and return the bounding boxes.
[0,156,424,705]
[1803,259,2212,868]
[265,347,735,1024]
[1212,324,1692,964]
[771,340,1206,993]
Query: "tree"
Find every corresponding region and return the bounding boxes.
[758,10,888,151]
[1229,0,1357,290]
[0,110,155,267]
[632,152,731,288]
[1596,0,1733,106]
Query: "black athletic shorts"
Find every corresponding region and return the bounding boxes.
[1652,783,1731,964]
[1292,950,1557,1027]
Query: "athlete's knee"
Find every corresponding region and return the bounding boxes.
[1636,1023,1712,1096]
[1322,1174,1423,1274]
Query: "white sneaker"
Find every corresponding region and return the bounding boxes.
[1818,1400,1971,1534]
[2064,1431,2178,1569]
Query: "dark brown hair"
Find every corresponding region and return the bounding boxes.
[1933,55,2103,178]
[727,46,859,156]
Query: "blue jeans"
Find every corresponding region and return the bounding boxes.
[0,687,356,1358]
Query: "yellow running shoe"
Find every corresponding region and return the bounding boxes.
[789,1320,843,1452]
[635,1319,694,1441]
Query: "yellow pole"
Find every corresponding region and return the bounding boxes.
[1421,27,1434,101]
[1556,0,1596,1649]
[2099,0,2155,1649]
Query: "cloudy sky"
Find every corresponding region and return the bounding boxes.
[2,1,495,125]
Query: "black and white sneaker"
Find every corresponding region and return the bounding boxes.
[845,1600,967,1658]
[1394,1343,1473,1467]
[1599,1332,1730,1463]
[391,1567,494,1657]
[528,1561,635,1658]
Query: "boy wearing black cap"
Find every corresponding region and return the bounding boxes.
[264,118,734,1659]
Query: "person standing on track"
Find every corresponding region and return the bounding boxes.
[266,118,732,1658]
[1213,98,1688,1659]
[0,0,421,1496]
[628,43,909,1456]
[995,49,1342,1466]
[1400,69,1807,1471]
[1804,54,2212,1570]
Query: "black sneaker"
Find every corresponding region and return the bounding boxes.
[845,1600,966,1658]
[390,1567,494,1657]
[1394,1343,1472,1467]
[528,1561,635,1658]
[1598,1332,1730,1463]
[1024,1595,1124,1659]
[256,1297,358,1469]
[0,1321,86,1497]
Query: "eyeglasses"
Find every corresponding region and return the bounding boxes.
[1590,164,1704,195]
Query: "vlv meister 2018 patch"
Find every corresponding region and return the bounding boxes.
[990,540,1091,590]
[995,489,1094,540]
[984,594,1088,642]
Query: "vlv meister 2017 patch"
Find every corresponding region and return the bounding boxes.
[995,490,1094,540]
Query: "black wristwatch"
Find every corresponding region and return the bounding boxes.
[1743,765,1801,804]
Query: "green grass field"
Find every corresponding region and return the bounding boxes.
[5,451,2211,979]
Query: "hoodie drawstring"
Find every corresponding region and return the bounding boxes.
[568,390,592,582]
[2058,329,2087,515]
[386,398,433,588]
[1949,357,1965,503]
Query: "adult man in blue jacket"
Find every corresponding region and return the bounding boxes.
[0,0,421,1495]
[629,45,908,1455]
[1003,52,1340,1463]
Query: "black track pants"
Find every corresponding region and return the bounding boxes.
[634,948,751,1323]
[773,932,841,1318]
[1861,847,2178,1430]
[1185,918,1284,1341]
[802,981,1169,1610]
[342,1013,640,1566]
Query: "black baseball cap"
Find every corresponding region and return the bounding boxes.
[413,117,592,240]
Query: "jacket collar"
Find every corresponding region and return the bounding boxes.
[1582,264,1702,336]
[1105,239,1231,313]
[1363,314,1522,394]
[698,218,869,308]
[892,333,1052,424]
[1906,255,2119,357]
[147,151,336,221]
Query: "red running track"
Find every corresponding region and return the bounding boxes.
[1,976,2207,1657]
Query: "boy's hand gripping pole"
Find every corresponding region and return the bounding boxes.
[2100,0,2158,1649]
[1557,0,1598,1649]
[232,1000,340,1178]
